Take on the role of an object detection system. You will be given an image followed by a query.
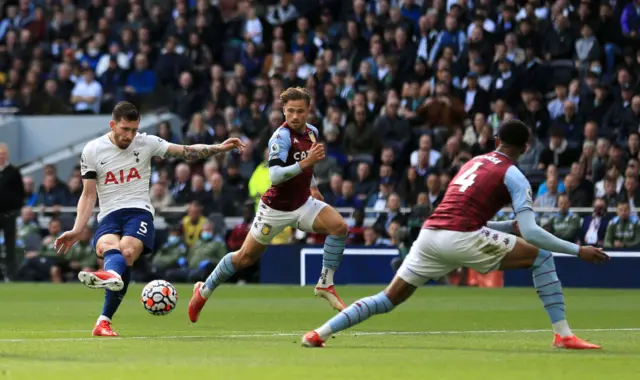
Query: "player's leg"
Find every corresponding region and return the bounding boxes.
[78,233,126,291]
[299,199,349,310]
[189,204,285,322]
[303,275,417,347]
[96,236,143,324]
[302,229,448,347]
[498,238,601,349]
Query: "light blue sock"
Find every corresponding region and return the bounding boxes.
[200,253,235,298]
[316,291,395,340]
[531,250,566,324]
[318,235,345,286]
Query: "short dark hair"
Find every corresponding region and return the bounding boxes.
[280,87,311,106]
[112,101,140,122]
[497,120,530,148]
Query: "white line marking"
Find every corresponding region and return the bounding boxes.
[0,328,638,343]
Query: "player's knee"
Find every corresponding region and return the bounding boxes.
[330,220,348,237]
[120,247,138,266]
[96,242,119,258]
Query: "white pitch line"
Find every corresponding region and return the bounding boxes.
[0,328,638,343]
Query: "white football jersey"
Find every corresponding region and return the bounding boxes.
[80,133,170,222]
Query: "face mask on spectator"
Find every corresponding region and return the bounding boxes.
[201,232,213,240]
[167,235,179,244]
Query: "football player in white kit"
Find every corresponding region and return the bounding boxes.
[55,101,244,336]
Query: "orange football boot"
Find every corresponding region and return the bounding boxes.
[78,270,124,291]
[552,334,602,349]
[301,331,326,348]
[92,320,119,337]
[314,285,346,311]
[188,282,208,323]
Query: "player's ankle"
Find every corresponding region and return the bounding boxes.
[199,283,213,299]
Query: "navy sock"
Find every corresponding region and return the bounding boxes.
[101,267,131,320]
[103,249,127,276]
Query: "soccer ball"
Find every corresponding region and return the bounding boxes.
[141,280,178,316]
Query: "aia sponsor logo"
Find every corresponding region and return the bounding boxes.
[104,168,141,185]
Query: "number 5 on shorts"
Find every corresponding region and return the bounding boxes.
[454,162,483,192]
[138,221,148,235]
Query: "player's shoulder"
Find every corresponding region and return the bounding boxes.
[306,123,319,136]
[271,126,292,141]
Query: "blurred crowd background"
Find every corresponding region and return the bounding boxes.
[2,0,640,287]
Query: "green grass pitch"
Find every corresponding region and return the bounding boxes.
[0,284,639,380]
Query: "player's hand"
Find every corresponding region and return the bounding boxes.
[577,246,610,264]
[54,230,81,255]
[310,187,324,201]
[304,142,326,166]
[217,138,246,154]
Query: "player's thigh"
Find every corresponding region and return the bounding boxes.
[498,237,540,270]
[119,236,145,266]
[396,229,455,287]
[121,209,155,264]
[93,214,123,258]
[447,227,517,274]
[304,200,348,236]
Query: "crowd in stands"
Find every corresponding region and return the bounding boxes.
[4,0,640,284]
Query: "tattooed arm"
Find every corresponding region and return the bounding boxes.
[163,138,246,161]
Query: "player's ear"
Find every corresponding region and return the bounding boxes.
[109,120,116,129]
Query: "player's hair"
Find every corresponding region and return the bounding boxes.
[112,101,140,122]
[497,120,530,149]
[280,87,311,106]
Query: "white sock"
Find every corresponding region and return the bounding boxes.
[552,320,573,337]
[106,270,122,279]
[316,323,333,341]
[96,315,111,325]
[317,267,335,287]
[199,283,213,299]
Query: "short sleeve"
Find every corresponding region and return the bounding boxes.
[80,143,97,179]
[146,134,170,157]
[504,165,534,214]
[268,128,291,163]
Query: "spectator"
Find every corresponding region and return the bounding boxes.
[180,201,207,248]
[581,198,610,247]
[70,69,102,114]
[166,222,227,283]
[151,225,189,278]
[604,200,640,248]
[17,218,62,282]
[544,194,581,243]
[535,176,560,208]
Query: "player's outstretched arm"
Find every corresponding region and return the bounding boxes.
[164,138,245,161]
[55,179,97,254]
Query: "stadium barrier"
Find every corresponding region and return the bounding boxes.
[259,245,640,289]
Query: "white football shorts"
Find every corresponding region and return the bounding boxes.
[397,227,517,287]
[249,197,328,245]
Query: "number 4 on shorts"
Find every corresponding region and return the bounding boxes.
[454,162,483,192]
